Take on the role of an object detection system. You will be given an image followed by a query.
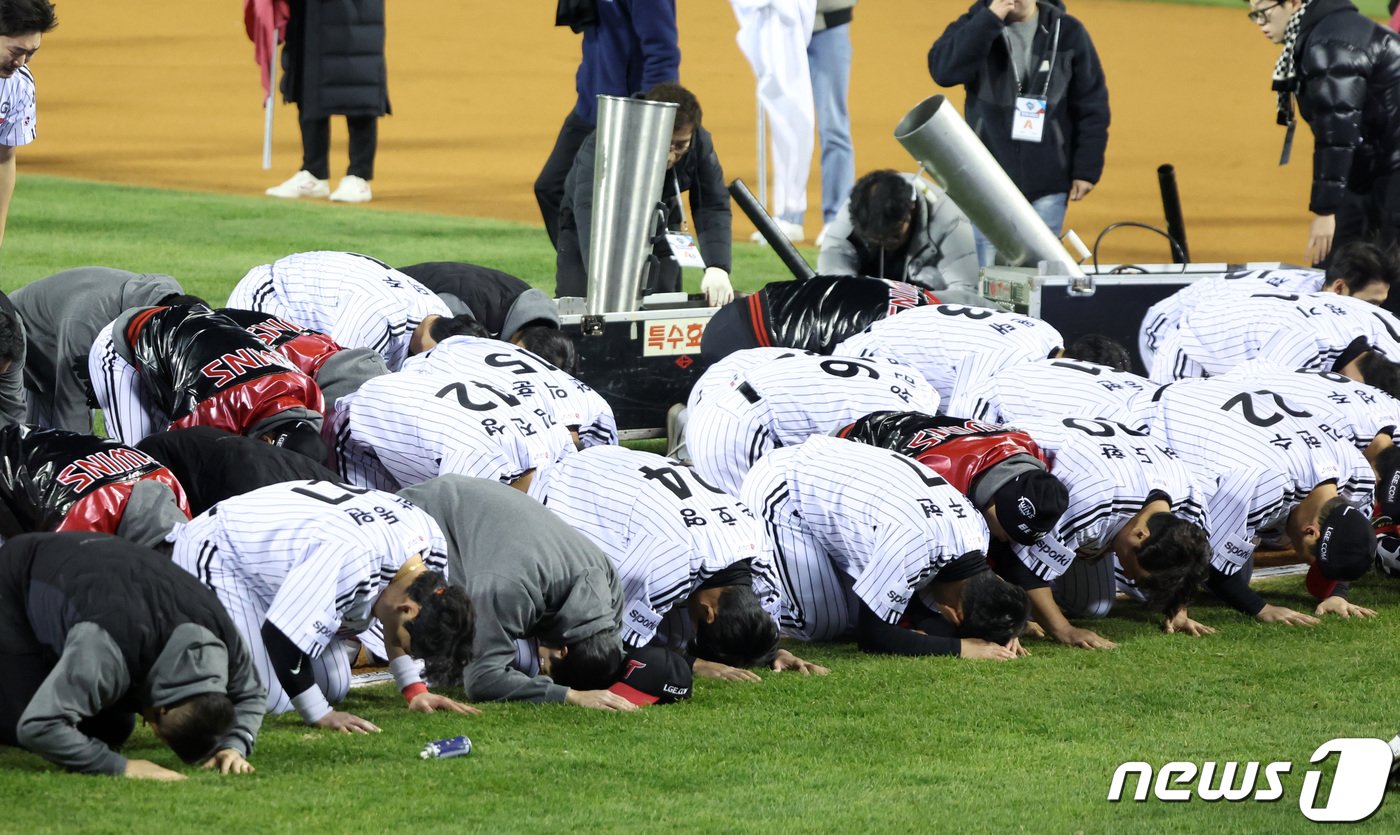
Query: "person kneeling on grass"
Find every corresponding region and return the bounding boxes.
[397,475,638,711]
[0,533,264,780]
[738,435,1031,659]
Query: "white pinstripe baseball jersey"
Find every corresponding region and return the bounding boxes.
[739,434,989,633]
[1158,291,1400,381]
[333,370,575,489]
[834,304,1064,415]
[171,480,448,658]
[1006,417,1207,581]
[228,251,450,371]
[962,357,1159,431]
[399,335,617,448]
[527,445,778,647]
[1138,268,1324,369]
[1148,377,1376,574]
[687,353,941,495]
[0,66,37,147]
[687,347,817,410]
[1216,359,1400,450]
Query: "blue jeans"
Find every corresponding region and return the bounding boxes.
[799,23,855,226]
[974,191,1069,267]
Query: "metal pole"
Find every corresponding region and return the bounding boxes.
[729,178,816,280]
[1157,163,1190,264]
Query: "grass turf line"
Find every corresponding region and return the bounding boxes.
[2,176,1398,830]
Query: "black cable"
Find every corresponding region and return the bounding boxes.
[1089,221,1189,275]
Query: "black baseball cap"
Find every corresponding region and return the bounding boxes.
[268,418,327,464]
[1305,503,1377,599]
[607,646,692,706]
[993,469,1069,546]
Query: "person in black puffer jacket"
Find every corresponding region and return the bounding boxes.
[1249,0,1400,292]
[928,0,1110,267]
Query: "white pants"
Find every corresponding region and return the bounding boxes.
[746,454,854,641]
[732,0,816,223]
[88,321,165,446]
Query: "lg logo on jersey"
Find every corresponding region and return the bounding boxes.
[1107,738,1392,822]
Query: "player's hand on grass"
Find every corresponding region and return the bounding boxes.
[1050,624,1117,650]
[1163,610,1216,637]
[1007,637,1030,657]
[124,759,186,781]
[564,689,638,712]
[692,658,762,682]
[314,710,381,734]
[1308,214,1336,265]
[408,691,482,715]
[959,639,1018,660]
[1021,620,1046,639]
[1314,596,1377,619]
[770,648,830,675]
[202,748,254,775]
[1255,604,1320,626]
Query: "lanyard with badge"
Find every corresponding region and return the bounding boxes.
[664,176,707,269]
[1009,18,1060,144]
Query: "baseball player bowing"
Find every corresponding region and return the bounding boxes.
[331,370,576,492]
[0,533,264,780]
[171,480,477,731]
[686,351,941,496]
[527,445,826,678]
[398,476,634,711]
[227,250,479,372]
[1148,378,1379,624]
[88,304,326,456]
[835,304,1064,417]
[960,356,1159,432]
[1150,291,1400,385]
[1139,242,1395,373]
[739,434,1030,659]
[0,425,190,549]
[400,334,616,449]
[1002,417,1214,644]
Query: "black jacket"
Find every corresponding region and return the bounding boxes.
[136,427,341,516]
[1291,0,1400,215]
[758,276,940,355]
[398,262,552,337]
[281,0,390,119]
[928,0,1109,201]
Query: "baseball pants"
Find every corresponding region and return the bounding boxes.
[88,322,166,446]
[687,384,777,497]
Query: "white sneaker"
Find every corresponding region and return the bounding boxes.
[265,170,330,199]
[748,219,805,245]
[329,175,373,203]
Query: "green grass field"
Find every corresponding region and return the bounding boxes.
[1,176,1398,832]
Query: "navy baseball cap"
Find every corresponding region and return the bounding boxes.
[268,419,327,464]
[993,470,1069,546]
[607,646,692,706]
[1305,503,1377,599]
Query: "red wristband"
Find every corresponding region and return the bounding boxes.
[402,682,429,702]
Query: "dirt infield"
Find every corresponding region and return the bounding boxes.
[24,1,1313,266]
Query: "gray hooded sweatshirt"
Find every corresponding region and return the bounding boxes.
[398,475,623,703]
[11,267,185,433]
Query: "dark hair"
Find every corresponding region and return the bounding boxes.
[517,326,578,372]
[1064,333,1132,372]
[549,629,624,691]
[429,314,489,343]
[0,0,57,36]
[1135,512,1210,618]
[849,170,915,244]
[644,82,703,130]
[689,584,780,668]
[0,309,21,364]
[403,571,476,686]
[1356,352,1400,400]
[157,293,208,307]
[956,570,1030,646]
[1326,240,1400,295]
[156,692,236,764]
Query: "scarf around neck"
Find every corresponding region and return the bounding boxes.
[1272,1,1313,126]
